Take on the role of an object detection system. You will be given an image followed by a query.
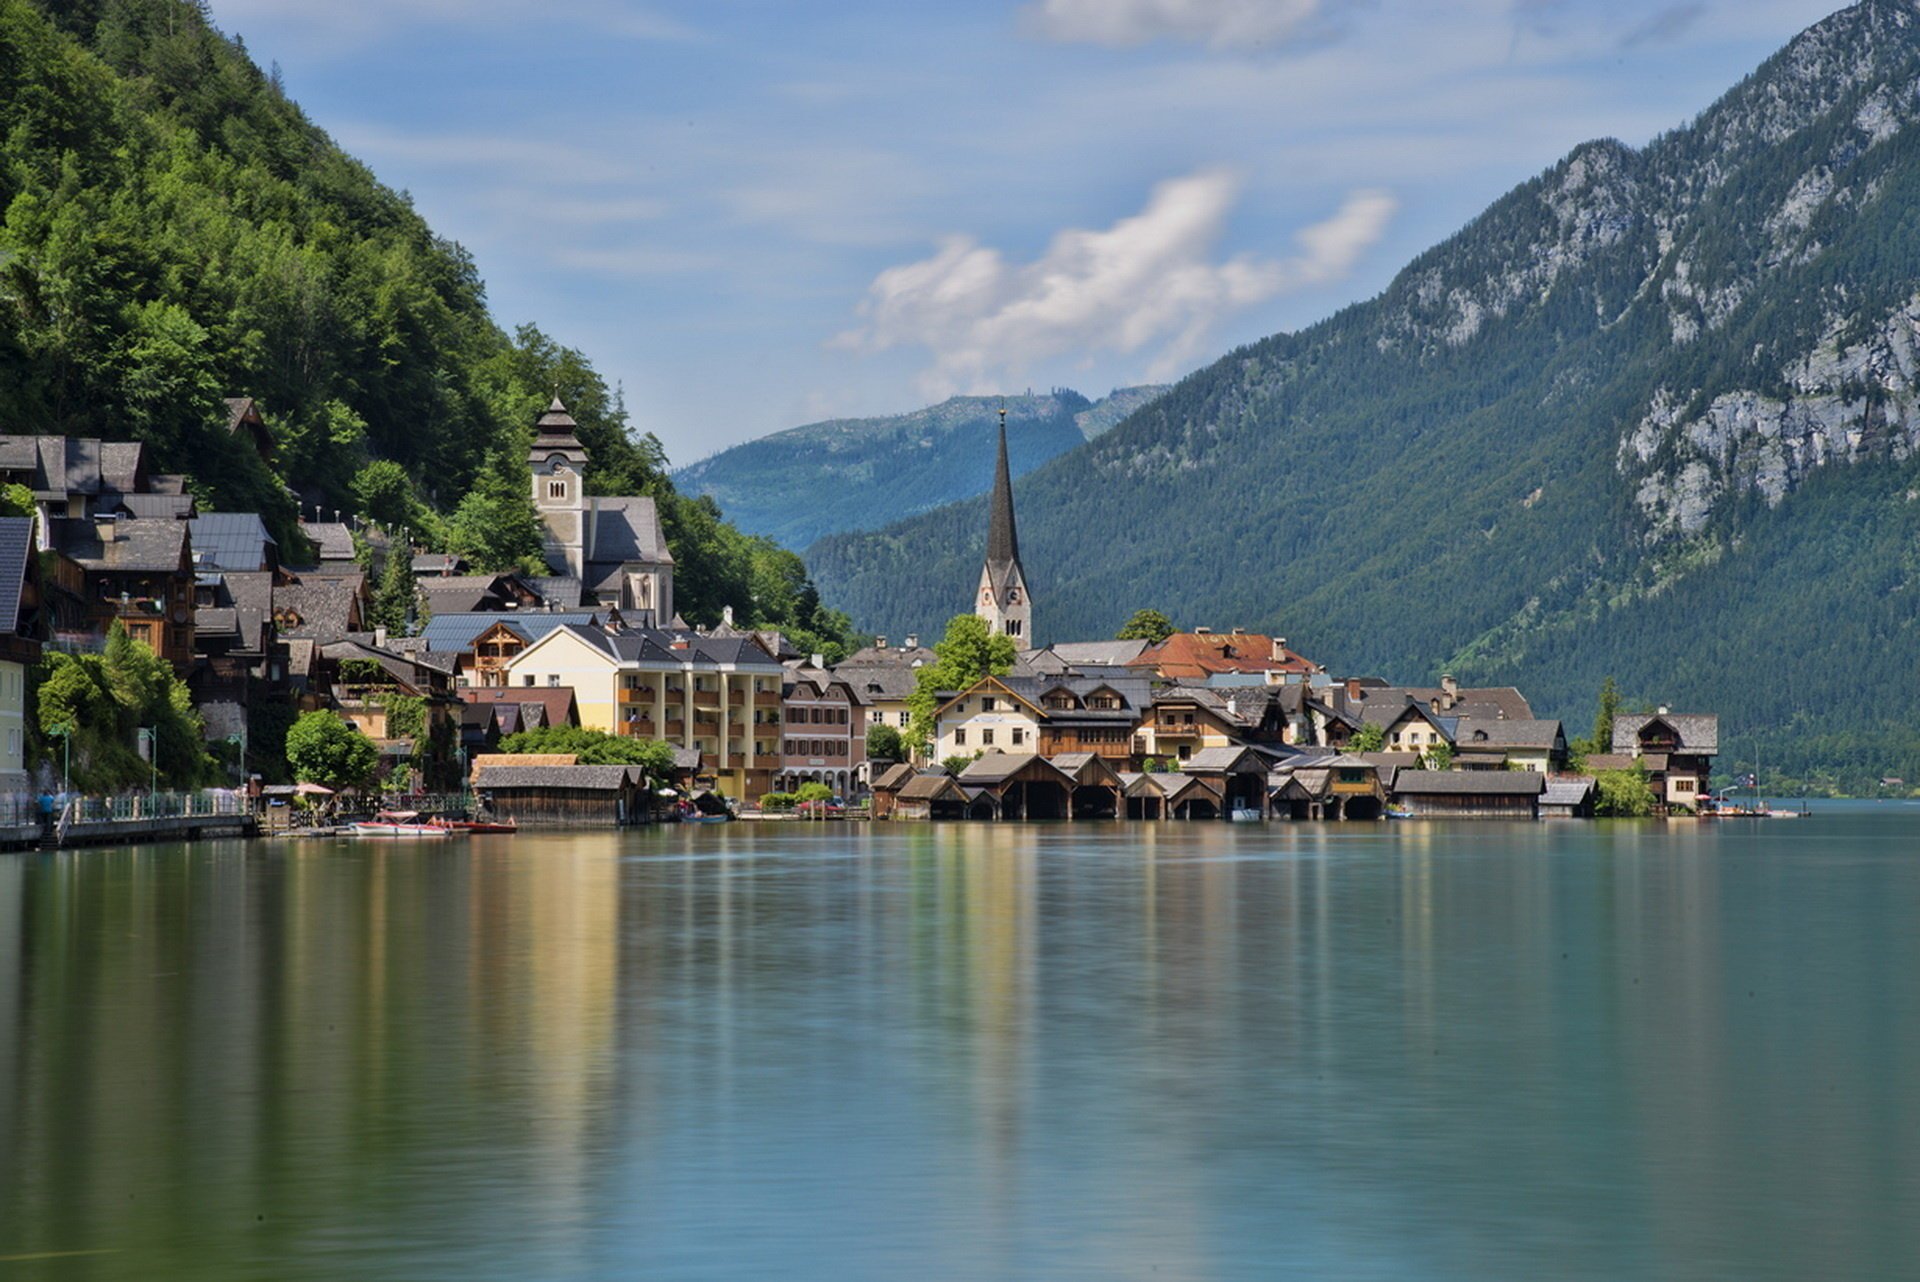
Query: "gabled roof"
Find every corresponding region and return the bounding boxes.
[1543,778,1595,806]
[899,773,967,802]
[1128,630,1318,678]
[114,493,195,520]
[1181,745,1271,774]
[47,518,190,573]
[589,496,672,565]
[521,575,584,608]
[189,513,276,572]
[1359,697,1455,737]
[415,610,603,655]
[1360,685,1534,722]
[0,517,32,636]
[273,576,364,641]
[299,521,356,562]
[936,674,1047,720]
[1043,638,1150,668]
[957,751,1071,787]
[840,664,919,701]
[871,762,917,792]
[1613,714,1719,754]
[1393,771,1546,796]
[1453,718,1564,752]
[476,764,645,791]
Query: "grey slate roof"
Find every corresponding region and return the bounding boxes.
[1393,771,1546,796]
[958,751,1063,785]
[871,763,917,791]
[1181,746,1271,773]
[116,493,195,519]
[48,518,189,573]
[1361,685,1534,721]
[589,496,671,564]
[1453,718,1564,751]
[0,517,31,635]
[839,664,918,701]
[189,513,277,572]
[522,576,584,608]
[899,773,966,802]
[299,522,356,562]
[1543,778,1595,806]
[475,765,644,791]
[1044,639,1150,667]
[274,576,362,641]
[1613,714,1719,754]
[414,610,604,654]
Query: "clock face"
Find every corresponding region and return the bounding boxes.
[1007,589,1020,605]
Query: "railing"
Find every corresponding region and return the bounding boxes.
[67,791,250,823]
[0,793,44,825]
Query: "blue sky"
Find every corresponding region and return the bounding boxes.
[207,0,1843,467]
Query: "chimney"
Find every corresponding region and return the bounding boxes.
[1440,673,1459,710]
[812,652,824,670]
[94,515,117,543]
[1272,637,1289,662]
[1226,696,1239,717]
[1231,626,1246,635]
[1657,705,1669,716]
[1194,625,1212,635]
[722,604,734,626]
[905,633,918,649]
[374,626,387,647]
[876,635,888,650]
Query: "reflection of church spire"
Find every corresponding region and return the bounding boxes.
[975,404,1032,648]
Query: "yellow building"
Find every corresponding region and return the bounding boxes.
[505,624,785,800]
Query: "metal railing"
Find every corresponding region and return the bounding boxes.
[66,791,250,824]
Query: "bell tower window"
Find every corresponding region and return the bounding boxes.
[548,480,568,500]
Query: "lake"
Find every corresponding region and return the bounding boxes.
[2,808,1918,1280]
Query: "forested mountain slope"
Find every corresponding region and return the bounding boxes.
[809,0,1920,788]
[0,0,851,652]
[673,386,1164,549]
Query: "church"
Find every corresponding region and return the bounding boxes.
[529,398,674,621]
[974,408,1032,649]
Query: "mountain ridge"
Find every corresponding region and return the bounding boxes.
[808,0,1920,788]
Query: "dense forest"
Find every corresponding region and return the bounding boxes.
[0,0,855,657]
[809,0,1920,792]
[673,386,1164,549]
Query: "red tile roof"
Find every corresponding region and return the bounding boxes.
[1127,631,1317,679]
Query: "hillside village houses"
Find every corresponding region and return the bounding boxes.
[0,396,1717,823]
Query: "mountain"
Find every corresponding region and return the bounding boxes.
[673,386,1165,549]
[808,0,1920,790]
[0,0,853,652]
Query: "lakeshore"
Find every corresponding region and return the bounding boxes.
[4,809,1916,1281]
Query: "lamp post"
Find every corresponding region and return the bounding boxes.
[138,726,157,797]
[227,729,246,784]
[49,723,70,798]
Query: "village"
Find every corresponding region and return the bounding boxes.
[0,400,1718,835]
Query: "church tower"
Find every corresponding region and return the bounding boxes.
[529,397,589,579]
[975,407,1032,649]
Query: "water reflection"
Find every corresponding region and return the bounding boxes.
[1,814,1918,1279]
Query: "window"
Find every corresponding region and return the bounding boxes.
[898,711,910,726]
[982,696,996,712]
[547,674,559,688]
[523,675,535,687]
[547,480,567,500]
[954,728,967,746]
[1674,778,1696,794]
[1007,620,1022,636]
[982,729,995,746]
[1011,728,1024,747]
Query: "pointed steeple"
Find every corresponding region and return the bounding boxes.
[986,405,1019,571]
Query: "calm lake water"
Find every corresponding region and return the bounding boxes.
[2,808,1919,1280]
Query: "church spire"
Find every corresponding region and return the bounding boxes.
[986,404,1019,570]
[975,403,1032,648]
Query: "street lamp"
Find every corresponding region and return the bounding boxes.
[227,729,246,784]
[138,726,157,797]
[48,722,70,797]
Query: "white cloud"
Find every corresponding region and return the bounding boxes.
[1025,0,1326,49]
[834,171,1394,397]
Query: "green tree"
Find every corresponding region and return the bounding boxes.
[286,709,379,791]
[445,442,545,573]
[1422,742,1454,771]
[1348,723,1386,753]
[795,780,834,804]
[866,723,905,762]
[906,614,1017,748]
[1594,764,1657,817]
[496,724,677,782]
[1116,608,1176,644]
[366,541,418,635]
[1591,676,1620,756]
[37,623,211,791]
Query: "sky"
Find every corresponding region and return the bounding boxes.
[205,0,1845,468]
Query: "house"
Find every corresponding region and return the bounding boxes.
[889,771,970,821]
[413,611,609,687]
[1353,675,1534,723]
[778,663,863,796]
[934,673,1151,765]
[528,399,674,618]
[1612,712,1719,811]
[1359,696,1456,756]
[1134,684,1295,763]
[44,516,197,669]
[272,573,367,643]
[293,519,357,568]
[1541,777,1596,818]
[0,434,189,548]
[1127,628,1320,682]
[1180,746,1277,818]
[472,763,651,826]
[502,623,786,800]
[188,568,275,751]
[188,513,278,574]
[839,662,919,748]
[223,398,274,462]
[1452,718,1567,772]
[316,638,460,787]
[868,762,918,819]
[417,573,543,616]
[935,675,1044,760]
[1393,770,1546,818]
[0,518,44,790]
[955,752,1078,820]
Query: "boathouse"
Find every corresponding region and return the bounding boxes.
[1392,770,1544,818]
[473,764,651,826]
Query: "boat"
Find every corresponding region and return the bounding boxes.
[351,810,450,838]
[430,817,519,834]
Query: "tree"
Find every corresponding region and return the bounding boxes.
[36,623,212,792]
[1594,764,1657,817]
[496,725,677,782]
[1421,742,1454,771]
[1348,723,1385,753]
[366,540,418,634]
[286,709,378,791]
[795,781,834,804]
[445,443,545,574]
[1591,676,1620,757]
[866,723,904,762]
[906,614,1017,748]
[1116,609,1176,644]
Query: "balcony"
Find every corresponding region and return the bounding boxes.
[623,719,657,738]
[756,690,782,707]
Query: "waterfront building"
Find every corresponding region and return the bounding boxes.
[1611,711,1719,810]
[1451,718,1568,772]
[973,409,1032,650]
[43,516,197,670]
[413,611,611,687]
[777,662,863,796]
[933,673,1151,766]
[503,623,784,800]
[528,399,674,620]
[1127,628,1319,682]
[0,518,44,791]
